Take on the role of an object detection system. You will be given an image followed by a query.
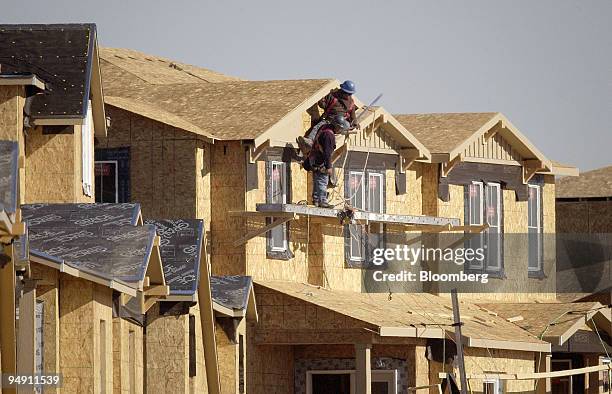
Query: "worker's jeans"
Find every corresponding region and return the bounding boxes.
[312,170,329,204]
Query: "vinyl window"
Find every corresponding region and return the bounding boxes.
[95,161,119,203]
[269,161,288,252]
[485,182,502,272]
[528,184,543,273]
[346,170,385,266]
[82,101,94,197]
[483,378,504,393]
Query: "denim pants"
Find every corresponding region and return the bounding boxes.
[312,170,329,204]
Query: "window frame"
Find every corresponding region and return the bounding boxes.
[345,169,385,267]
[484,182,502,273]
[94,160,119,203]
[464,181,504,275]
[265,160,293,259]
[527,184,544,275]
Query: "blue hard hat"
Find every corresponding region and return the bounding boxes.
[340,80,356,94]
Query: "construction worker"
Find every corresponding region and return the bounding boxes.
[297,80,359,155]
[303,115,351,208]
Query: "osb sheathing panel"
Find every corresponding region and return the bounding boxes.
[422,169,556,302]
[31,263,60,393]
[556,199,612,233]
[450,348,535,393]
[216,320,237,394]
[188,303,208,394]
[196,141,212,233]
[97,106,202,219]
[0,86,26,202]
[59,275,113,393]
[145,303,190,394]
[247,322,294,394]
[112,318,144,394]
[245,160,310,283]
[210,141,246,276]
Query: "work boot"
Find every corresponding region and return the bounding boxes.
[296,136,313,156]
[318,201,333,209]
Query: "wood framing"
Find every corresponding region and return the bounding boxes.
[196,234,222,394]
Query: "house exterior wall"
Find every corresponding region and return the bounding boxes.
[58,274,113,393]
[0,85,26,203]
[145,302,208,394]
[96,106,204,219]
[210,141,247,276]
[556,199,612,233]
[112,318,144,394]
[421,164,557,302]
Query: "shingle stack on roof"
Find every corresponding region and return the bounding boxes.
[556,165,612,199]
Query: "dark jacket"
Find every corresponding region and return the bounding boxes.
[318,88,357,124]
[307,124,336,170]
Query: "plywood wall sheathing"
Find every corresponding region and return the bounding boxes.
[58,274,113,393]
[112,318,143,394]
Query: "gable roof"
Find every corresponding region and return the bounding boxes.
[102,55,336,140]
[395,112,577,176]
[556,165,612,199]
[394,112,498,155]
[0,24,106,134]
[145,219,204,296]
[100,47,240,84]
[478,302,611,346]
[21,203,163,296]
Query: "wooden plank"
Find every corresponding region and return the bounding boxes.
[16,281,35,382]
[233,215,294,246]
[144,285,170,297]
[354,344,372,394]
[197,234,222,394]
[438,364,612,381]
[0,257,16,393]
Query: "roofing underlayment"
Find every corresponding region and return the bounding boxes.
[478,302,612,347]
[210,275,254,311]
[256,281,550,352]
[0,24,96,120]
[145,219,204,296]
[22,203,155,287]
[556,165,612,198]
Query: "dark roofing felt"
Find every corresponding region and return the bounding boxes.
[0,140,19,215]
[210,275,253,311]
[22,203,152,284]
[0,24,96,119]
[145,219,204,295]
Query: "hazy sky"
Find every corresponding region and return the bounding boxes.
[3,0,611,171]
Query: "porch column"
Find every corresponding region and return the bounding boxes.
[535,353,551,394]
[355,343,372,394]
[16,280,36,394]
[584,354,601,394]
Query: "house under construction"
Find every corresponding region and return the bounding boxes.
[0,23,610,394]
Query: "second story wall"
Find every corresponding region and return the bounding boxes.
[96,106,210,221]
[0,85,26,203]
[422,162,556,302]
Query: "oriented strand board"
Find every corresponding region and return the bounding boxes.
[112,318,143,394]
[58,274,113,394]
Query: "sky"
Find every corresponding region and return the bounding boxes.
[2,0,611,171]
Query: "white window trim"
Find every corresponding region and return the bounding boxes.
[551,359,573,394]
[82,101,94,197]
[306,369,397,394]
[348,171,366,209]
[483,378,503,394]
[269,161,288,252]
[469,181,484,226]
[528,184,542,272]
[368,172,384,214]
[95,161,119,203]
[485,182,502,271]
